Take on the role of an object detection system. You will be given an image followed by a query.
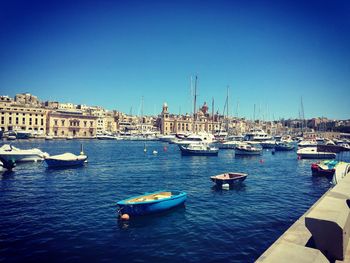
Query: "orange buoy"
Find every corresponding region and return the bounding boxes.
[121,214,130,220]
[164,146,167,151]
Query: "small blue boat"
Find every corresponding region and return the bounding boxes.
[117,190,187,216]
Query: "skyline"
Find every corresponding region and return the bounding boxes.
[0,0,349,120]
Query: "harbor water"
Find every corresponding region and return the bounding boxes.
[1,140,349,262]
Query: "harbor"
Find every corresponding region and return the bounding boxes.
[1,139,349,262]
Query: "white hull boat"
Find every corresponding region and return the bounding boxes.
[297,147,336,159]
[235,143,262,155]
[0,144,47,164]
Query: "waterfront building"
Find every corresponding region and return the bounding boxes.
[46,110,97,138]
[0,95,48,135]
[158,102,222,135]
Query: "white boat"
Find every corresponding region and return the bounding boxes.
[96,134,117,140]
[260,140,276,149]
[298,139,317,148]
[0,144,47,163]
[174,132,215,146]
[66,136,74,140]
[332,162,350,185]
[235,143,262,155]
[45,135,53,140]
[158,134,176,143]
[243,128,272,142]
[297,147,336,159]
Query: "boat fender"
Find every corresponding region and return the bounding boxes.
[222,183,230,190]
[121,214,130,220]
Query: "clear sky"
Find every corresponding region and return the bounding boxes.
[0,0,349,120]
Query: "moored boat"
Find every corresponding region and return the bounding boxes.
[332,162,350,185]
[275,142,295,151]
[311,160,340,177]
[0,144,47,163]
[117,190,187,216]
[297,147,336,159]
[44,152,87,168]
[179,143,218,156]
[235,143,262,155]
[210,172,247,186]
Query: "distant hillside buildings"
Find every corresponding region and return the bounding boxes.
[0,93,349,138]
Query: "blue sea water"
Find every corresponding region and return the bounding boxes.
[0,140,349,263]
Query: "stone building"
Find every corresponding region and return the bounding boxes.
[0,96,47,134]
[158,102,221,135]
[47,110,97,138]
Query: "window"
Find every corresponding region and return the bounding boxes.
[16,117,19,124]
[22,117,25,124]
[1,116,4,125]
[41,119,44,126]
[29,118,32,125]
[35,118,38,125]
[61,120,65,126]
[9,117,12,124]
[54,120,58,126]
[84,121,87,127]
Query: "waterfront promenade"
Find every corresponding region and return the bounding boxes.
[257,168,350,262]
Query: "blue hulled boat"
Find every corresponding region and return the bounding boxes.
[179,143,218,156]
[44,152,87,168]
[117,190,187,216]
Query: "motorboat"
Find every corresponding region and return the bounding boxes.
[117,190,187,216]
[275,141,295,151]
[235,143,262,155]
[179,143,219,156]
[158,134,176,143]
[311,160,340,177]
[210,172,247,187]
[96,134,117,140]
[298,139,317,148]
[44,152,87,168]
[260,140,276,149]
[173,132,215,146]
[0,144,47,163]
[332,162,350,185]
[297,147,336,159]
[243,128,272,142]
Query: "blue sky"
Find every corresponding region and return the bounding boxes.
[0,0,349,120]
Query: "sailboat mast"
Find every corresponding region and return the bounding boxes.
[193,75,198,133]
[212,97,214,134]
[226,86,229,131]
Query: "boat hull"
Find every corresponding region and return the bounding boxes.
[0,153,44,162]
[211,173,247,186]
[298,153,336,159]
[180,148,218,156]
[45,158,86,168]
[117,191,187,216]
[235,149,261,155]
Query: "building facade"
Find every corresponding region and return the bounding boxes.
[0,96,48,135]
[47,111,97,138]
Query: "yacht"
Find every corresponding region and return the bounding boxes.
[297,147,336,159]
[0,144,47,163]
[244,128,272,142]
[174,132,215,146]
